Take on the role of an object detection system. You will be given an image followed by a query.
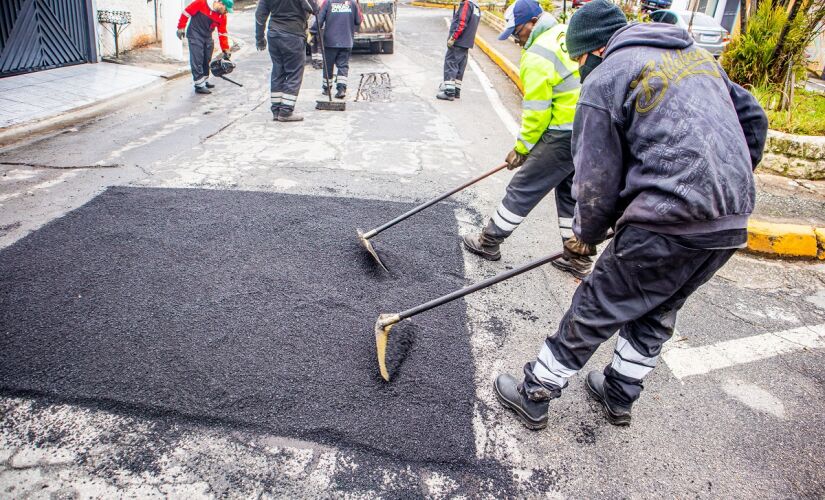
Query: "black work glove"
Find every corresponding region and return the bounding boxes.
[222,50,231,60]
[505,149,528,170]
[563,235,597,260]
[256,39,267,51]
[176,29,186,40]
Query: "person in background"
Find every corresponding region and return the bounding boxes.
[177,0,233,95]
[317,0,362,99]
[436,0,480,101]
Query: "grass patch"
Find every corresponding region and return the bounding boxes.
[752,87,825,136]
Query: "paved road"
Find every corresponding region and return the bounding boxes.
[1,4,825,498]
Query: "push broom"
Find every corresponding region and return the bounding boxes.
[315,23,346,112]
[358,162,509,271]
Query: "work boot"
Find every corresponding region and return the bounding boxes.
[462,222,505,261]
[321,86,331,97]
[551,253,593,279]
[205,81,216,89]
[493,373,550,430]
[194,85,211,95]
[436,89,455,101]
[335,86,346,99]
[585,371,632,426]
[277,109,304,122]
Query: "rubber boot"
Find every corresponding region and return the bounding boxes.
[462,221,505,261]
[436,89,455,101]
[493,373,550,430]
[585,371,632,426]
[195,85,211,95]
[551,240,594,278]
[277,109,304,122]
[335,85,346,99]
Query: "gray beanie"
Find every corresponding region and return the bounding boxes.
[566,0,628,60]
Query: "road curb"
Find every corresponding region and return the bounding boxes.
[472,30,825,261]
[409,1,454,8]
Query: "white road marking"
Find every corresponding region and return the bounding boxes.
[662,323,825,379]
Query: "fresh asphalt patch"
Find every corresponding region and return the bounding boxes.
[0,186,476,464]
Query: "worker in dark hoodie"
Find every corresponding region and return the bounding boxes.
[493,0,767,430]
[317,0,362,99]
[436,0,481,101]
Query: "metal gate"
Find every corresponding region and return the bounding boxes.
[0,0,97,77]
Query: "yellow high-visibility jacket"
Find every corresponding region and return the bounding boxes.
[516,15,581,155]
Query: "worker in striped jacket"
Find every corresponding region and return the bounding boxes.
[462,0,588,277]
[177,0,233,94]
[436,0,480,101]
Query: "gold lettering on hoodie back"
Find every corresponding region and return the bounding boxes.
[629,48,720,114]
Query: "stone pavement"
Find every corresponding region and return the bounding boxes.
[0,63,166,131]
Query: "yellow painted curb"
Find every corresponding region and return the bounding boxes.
[746,220,822,259]
[409,1,454,8]
[474,35,523,93]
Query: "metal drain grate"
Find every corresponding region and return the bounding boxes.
[355,72,392,102]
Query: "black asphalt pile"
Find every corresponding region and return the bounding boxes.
[0,187,476,464]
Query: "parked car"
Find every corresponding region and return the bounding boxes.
[649,9,731,57]
[640,0,672,13]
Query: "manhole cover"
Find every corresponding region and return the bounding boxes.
[355,72,392,102]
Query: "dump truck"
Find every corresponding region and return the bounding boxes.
[355,0,397,54]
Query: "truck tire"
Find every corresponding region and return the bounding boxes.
[382,41,394,54]
[370,41,381,54]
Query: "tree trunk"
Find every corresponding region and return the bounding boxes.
[739,0,749,33]
[770,0,806,84]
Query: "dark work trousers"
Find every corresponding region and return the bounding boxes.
[524,225,737,407]
[442,45,468,93]
[323,47,351,90]
[188,36,214,87]
[488,130,575,241]
[267,29,306,114]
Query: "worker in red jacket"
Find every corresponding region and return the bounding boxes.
[177,0,234,94]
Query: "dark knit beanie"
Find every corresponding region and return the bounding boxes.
[566,0,628,60]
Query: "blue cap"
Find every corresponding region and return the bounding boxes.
[498,0,543,40]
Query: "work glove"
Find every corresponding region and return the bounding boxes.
[222,50,231,60]
[447,37,455,48]
[563,235,597,260]
[176,29,186,40]
[256,39,267,51]
[505,149,528,170]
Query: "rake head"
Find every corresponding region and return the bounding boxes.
[316,100,346,111]
[357,229,388,272]
[374,313,400,381]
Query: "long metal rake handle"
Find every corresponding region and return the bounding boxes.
[395,250,563,322]
[362,162,509,240]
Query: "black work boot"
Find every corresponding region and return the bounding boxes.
[494,374,550,430]
[205,81,216,89]
[335,85,346,99]
[551,253,593,279]
[277,109,304,122]
[585,371,632,426]
[436,89,455,101]
[462,221,505,261]
[195,85,211,95]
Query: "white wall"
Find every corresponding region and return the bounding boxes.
[95,0,160,57]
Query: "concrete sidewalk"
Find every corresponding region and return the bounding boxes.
[0,63,166,131]
[469,19,825,260]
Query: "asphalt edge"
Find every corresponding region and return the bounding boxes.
[468,21,825,260]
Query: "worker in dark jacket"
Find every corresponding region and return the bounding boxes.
[177,0,233,95]
[256,0,316,122]
[494,0,768,430]
[436,0,481,101]
[317,0,362,98]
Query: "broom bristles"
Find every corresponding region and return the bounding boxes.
[316,100,346,111]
